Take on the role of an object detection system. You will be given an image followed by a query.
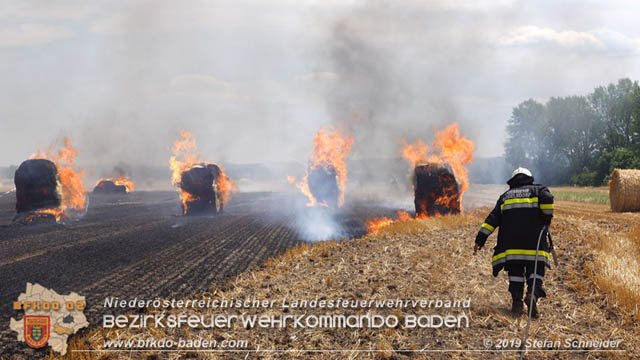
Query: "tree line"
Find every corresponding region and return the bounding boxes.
[505,78,640,186]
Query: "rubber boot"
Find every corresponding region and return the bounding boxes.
[524,293,538,318]
[511,293,524,314]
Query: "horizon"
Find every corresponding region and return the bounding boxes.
[2,1,640,166]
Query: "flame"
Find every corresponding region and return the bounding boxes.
[292,174,328,207]
[291,125,354,207]
[179,191,200,213]
[29,138,86,220]
[366,217,395,233]
[432,124,474,198]
[285,175,317,206]
[95,176,135,192]
[366,210,413,233]
[25,208,63,222]
[217,169,237,205]
[169,130,237,214]
[401,139,429,169]
[401,123,474,209]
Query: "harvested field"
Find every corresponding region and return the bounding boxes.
[551,186,610,205]
[58,195,640,359]
[0,190,402,358]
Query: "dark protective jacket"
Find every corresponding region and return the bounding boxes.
[474,174,554,276]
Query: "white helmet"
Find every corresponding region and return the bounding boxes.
[510,167,532,180]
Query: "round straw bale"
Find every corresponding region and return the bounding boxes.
[413,163,460,216]
[609,168,640,212]
[180,163,222,215]
[94,180,127,194]
[14,159,62,213]
[308,165,339,208]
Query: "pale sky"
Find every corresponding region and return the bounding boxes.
[1,0,639,168]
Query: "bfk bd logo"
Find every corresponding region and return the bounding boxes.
[10,283,89,355]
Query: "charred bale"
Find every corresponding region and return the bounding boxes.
[414,163,461,216]
[180,163,222,215]
[14,159,61,213]
[94,180,127,194]
[12,210,58,225]
[308,165,339,208]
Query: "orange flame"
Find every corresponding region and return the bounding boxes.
[290,174,327,207]
[25,208,63,222]
[366,217,395,233]
[169,131,237,214]
[401,123,474,208]
[95,176,135,192]
[366,210,413,233]
[432,124,474,197]
[29,138,86,220]
[217,169,237,205]
[401,139,429,169]
[291,125,354,207]
[397,210,412,221]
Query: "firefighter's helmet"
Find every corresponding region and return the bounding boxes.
[510,167,532,181]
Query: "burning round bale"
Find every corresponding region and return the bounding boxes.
[308,165,340,208]
[179,163,223,215]
[170,131,237,216]
[94,180,127,194]
[12,139,87,224]
[14,159,62,214]
[413,163,461,216]
[93,177,134,194]
[609,168,640,212]
[289,125,354,208]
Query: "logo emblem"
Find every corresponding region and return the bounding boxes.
[24,315,50,348]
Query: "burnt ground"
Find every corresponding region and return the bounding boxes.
[0,190,401,357]
[66,197,639,360]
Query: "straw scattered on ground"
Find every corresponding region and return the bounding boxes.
[57,201,640,359]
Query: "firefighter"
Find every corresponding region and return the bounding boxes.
[473,168,554,317]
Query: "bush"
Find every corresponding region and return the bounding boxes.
[609,148,640,171]
[570,168,598,186]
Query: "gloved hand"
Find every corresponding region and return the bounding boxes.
[474,233,487,255]
[473,243,482,255]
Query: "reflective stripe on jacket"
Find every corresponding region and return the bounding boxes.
[475,182,554,276]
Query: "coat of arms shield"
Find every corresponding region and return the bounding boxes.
[24,315,50,348]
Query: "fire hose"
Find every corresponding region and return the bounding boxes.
[519,225,549,360]
[548,231,558,267]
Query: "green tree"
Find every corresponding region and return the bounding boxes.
[589,78,637,152]
[589,79,640,184]
[505,79,640,186]
[504,99,551,182]
[631,84,640,153]
[609,148,640,170]
[546,96,600,183]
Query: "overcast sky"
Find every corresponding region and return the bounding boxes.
[1,0,639,168]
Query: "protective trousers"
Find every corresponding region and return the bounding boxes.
[506,261,546,301]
